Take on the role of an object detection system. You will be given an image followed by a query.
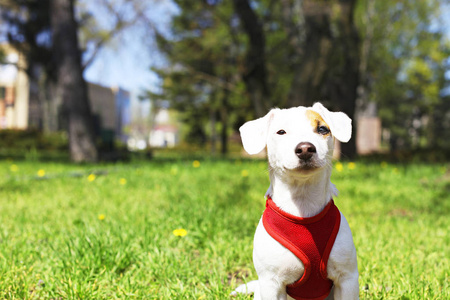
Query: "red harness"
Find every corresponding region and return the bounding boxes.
[262,197,341,300]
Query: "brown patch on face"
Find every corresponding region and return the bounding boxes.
[306,110,331,137]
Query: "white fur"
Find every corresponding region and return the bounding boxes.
[234,103,359,300]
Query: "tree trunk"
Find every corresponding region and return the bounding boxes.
[220,81,230,155]
[328,0,360,159]
[210,105,217,156]
[232,0,271,117]
[286,0,333,108]
[50,0,98,162]
[286,0,359,158]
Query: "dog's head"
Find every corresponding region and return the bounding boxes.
[240,103,352,177]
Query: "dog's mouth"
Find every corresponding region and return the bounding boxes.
[293,159,321,172]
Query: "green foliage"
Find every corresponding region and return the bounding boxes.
[0,48,5,63]
[148,1,246,149]
[148,0,293,149]
[356,0,450,150]
[152,0,449,153]
[0,130,68,159]
[0,159,448,299]
[0,0,53,77]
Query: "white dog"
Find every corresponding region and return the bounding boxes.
[233,103,359,300]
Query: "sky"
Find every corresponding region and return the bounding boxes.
[82,0,178,96]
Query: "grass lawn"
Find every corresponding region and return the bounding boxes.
[0,158,448,299]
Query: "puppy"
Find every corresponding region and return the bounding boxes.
[233,103,359,300]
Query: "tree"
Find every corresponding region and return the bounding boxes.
[1,0,145,161]
[1,0,54,129]
[281,0,360,158]
[356,0,449,151]
[151,0,361,157]
[50,0,98,162]
[150,0,449,157]
[232,0,271,117]
[149,0,247,154]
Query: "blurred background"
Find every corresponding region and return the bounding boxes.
[0,0,449,163]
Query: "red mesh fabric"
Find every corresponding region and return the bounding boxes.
[262,197,341,300]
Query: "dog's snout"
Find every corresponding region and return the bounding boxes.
[295,142,316,160]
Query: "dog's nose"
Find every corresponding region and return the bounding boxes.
[295,142,316,160]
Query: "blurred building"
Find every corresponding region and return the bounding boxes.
[149,107,179,148]
[87,83,131,145]
[356,102,382,155]
[114,87,131,143]
[356,117,382,154]
[0,44,29,129]
[0,44,130,144]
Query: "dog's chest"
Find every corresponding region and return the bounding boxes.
[253,219,305,285]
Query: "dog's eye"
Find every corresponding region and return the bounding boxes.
[277,130,286,135]
[317,126,330,135]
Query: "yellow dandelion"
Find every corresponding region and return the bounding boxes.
[241,170,249,177]
[381,161,388,168]
[119,178,127,185]
[87,174,96,182]
[37,169,45,177]
[192,160,201,168]
[173,228,188,237]
[170,167,178,175]
[348,162,356,170]
[98,214,105,221]
[10,164,18,172]
[335,162,343,172]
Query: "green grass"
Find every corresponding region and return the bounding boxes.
[0,158,448,299]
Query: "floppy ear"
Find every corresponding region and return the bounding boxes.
[312,102,352,143]
[239,109,279,155]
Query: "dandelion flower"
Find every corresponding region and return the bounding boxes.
[348,162,356,170]
[380,161,388,168]
[119,178,127,185]
[87,174,96,182]
[98,214,105,221]
[173,228,188,237]
[192,160,200,168]
[10,164,18,172]
[170,167,178,175]
[335,162,343,172]
[241,170,249,177]
[37,169,45,177]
